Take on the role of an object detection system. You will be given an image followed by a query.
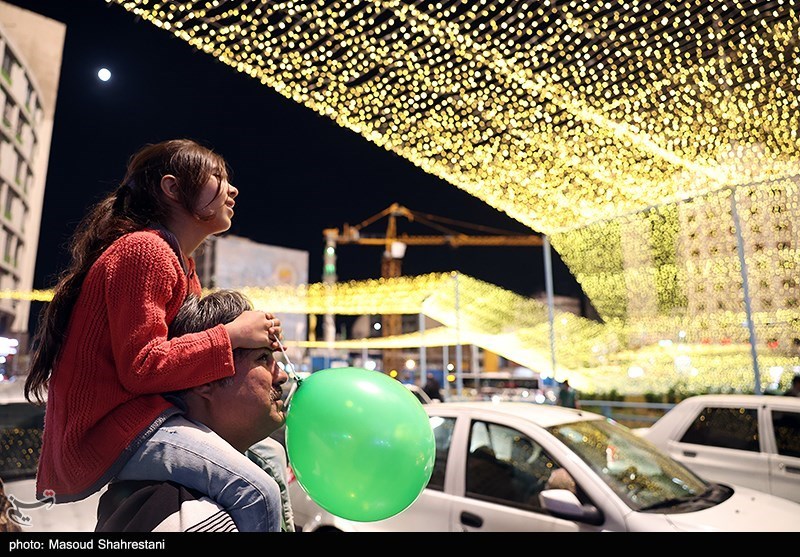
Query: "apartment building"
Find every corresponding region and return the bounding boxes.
[0,2,64,347]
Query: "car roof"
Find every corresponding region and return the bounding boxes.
[674,394,800,407]
[0,378,28,404]
[404,383,433,403]
[426,400,605,428]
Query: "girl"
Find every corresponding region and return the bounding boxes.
[25,138,284,531]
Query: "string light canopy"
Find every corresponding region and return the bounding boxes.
[10,271,796,393]
[84,0,800,393]
[107,0,799,235]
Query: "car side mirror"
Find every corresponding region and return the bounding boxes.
[539,489,603,525]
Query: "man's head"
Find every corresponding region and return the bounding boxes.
[169,289,288,452]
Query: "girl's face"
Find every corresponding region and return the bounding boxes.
[195,170,238,234]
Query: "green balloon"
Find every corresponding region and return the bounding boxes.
[285,367,435,522]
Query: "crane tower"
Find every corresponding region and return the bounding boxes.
[322,203,544,375]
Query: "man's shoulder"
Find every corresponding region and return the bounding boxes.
[96,480,237,532]
[247,436,287,468]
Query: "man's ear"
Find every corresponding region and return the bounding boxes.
[160,174,181,201]
[192,383,214,402]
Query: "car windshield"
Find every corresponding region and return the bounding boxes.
[547,418,710,511]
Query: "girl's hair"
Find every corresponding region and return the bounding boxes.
[25,139,230,404]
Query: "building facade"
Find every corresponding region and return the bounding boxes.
[0,3,63,348]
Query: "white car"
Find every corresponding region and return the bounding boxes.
[404,383,433,405]
[635,394,800,503]
[289,401,800,532]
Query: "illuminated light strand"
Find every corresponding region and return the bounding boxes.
[106,0,800,233]
[93,1,800,394]
[13,267,799,393]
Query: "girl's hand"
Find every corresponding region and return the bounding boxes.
[224,311,283,350]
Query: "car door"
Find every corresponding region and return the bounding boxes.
[442,411,581,532]
[765,404,800,502]
[355,413,456,531]
[663,402,771,492]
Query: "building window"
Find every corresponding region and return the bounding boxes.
[3,234,12,264]
[15,115,23,143]
[4,189,12,221]
[1,47,15,82]
[2,99,12,127]
[14,157,23,185]
[24,82,33,109]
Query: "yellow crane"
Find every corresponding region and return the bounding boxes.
[323,203,544,374]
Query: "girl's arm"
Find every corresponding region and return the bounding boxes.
[104,233,236,394]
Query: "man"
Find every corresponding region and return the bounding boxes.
[96,290,294,532]
[423,373,443,402]
[785,375,800,397]
[247,437,295,532]
[557,379,580,409]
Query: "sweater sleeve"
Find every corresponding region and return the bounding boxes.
[102,233,235,394]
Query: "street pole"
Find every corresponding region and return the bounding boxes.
[730,189,762,394]
[454,271,463,398]
[544,235,557,378]
[442,344,450,399]
[419,311,426,384]
[322,231,338,364]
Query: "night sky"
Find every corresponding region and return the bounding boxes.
[5,0,584,336]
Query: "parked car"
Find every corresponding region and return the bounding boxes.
[1,379,102,532]
[634,394,800,503]
[288,401,800,532]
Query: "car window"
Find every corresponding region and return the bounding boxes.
[405,385,431,405]
[427,416,455,492]
[410,390,428,404]
[679,406,759,452]
[772,410,800,458]
[465,420,566,512]
[0,402,44,481]
[549,419,709,511]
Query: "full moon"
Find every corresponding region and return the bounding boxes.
[97,68,111,82]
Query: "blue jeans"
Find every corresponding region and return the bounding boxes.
[116,415,281,532]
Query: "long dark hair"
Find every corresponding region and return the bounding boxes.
[25,139,230,404]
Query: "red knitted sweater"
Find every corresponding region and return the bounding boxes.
[35,230,236,501]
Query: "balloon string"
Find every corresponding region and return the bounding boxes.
[273,334,303,415]
[272,334,302,412]
[273,335,300,382]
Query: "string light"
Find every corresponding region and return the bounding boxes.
[75,1,800,394]
[104,0,799,233]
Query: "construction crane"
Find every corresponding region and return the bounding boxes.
[324,202,544,278]
[322,203,544,375]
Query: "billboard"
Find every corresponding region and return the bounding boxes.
[208,235,309,343]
